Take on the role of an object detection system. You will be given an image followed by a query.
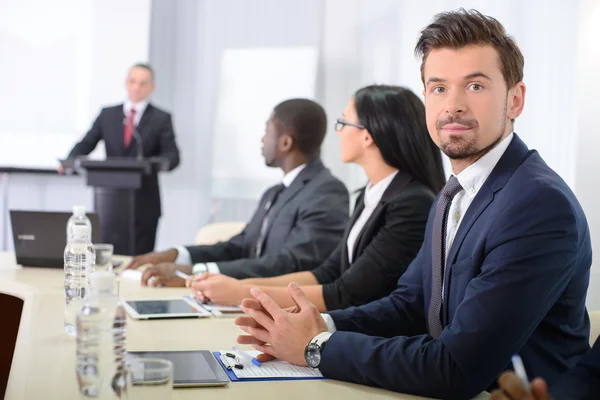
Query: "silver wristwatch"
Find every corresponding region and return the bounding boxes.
[304,332,332,368]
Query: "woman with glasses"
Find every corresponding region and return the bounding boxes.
[188,85,445,311]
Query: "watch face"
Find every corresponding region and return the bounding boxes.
[304,343,322,368]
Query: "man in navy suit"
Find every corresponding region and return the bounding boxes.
[233,9,592,399]
[491,339,600,399]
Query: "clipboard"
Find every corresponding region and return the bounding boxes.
[213,352,325,382]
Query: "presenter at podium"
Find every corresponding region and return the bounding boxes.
[62,63,180,255]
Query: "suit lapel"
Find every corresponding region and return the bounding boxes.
[443,134,533,286]
[124,103,153,157]
[262,158,325,235]
[111,105,126,157]
[351,171,414,263]
[136,103,153,136]
[351,200,380,262]
[343,192,365,268]
[443,188,494,287]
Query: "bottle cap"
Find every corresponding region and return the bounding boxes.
[73,205,86,216]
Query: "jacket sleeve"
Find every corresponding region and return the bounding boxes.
[319,189,433,311]
[550,338,600,399]
[320,186,585,399]
[67,110,104,157]
[213,179,349,279]
[310,242,343,286]
[326,243,428,338]
[311,193,363,286]
[185,227,248,263]
[157,113,180,171]
[184,190,273,263]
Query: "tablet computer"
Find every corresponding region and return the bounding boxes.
[127,350,230,387]
[122,298,212,319]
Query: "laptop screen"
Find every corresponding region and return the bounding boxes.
[10,210,102,268]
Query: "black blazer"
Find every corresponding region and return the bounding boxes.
[185,158,350,279]
[311,171,435,310]
[67,103,180,220]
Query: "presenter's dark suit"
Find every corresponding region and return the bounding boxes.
[312,171,436,310]
[320,134,592,399]
[550,337,600,399]
[185,158,349,279]
[67,103,180,255]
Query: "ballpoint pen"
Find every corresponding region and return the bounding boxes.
[174,270,191,280]
[511,354,530,391]
[233,346,262,367]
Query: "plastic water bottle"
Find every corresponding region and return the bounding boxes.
[64,224,95,336]
[76,271,127,399]
[67,205,92,242]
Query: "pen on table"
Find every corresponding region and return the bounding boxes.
[233,346,262,367]
[511,354,530,390]
[208,307,224,318]
[184,295,223,318]
[174,270,191,280]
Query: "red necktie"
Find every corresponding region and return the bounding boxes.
[124,108,136,148]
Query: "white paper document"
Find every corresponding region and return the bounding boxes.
[219,350,323,379]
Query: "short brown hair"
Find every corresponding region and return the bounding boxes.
[415,8,524,89]
[131,63,154,81]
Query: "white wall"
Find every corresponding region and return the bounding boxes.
[143,0,326,248]
[576,0,600,310]
[0,0,151,169]
[2,0,599,313]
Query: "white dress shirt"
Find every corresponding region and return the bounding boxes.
[322,133,514,334]
[445,132,514,262]
[346,170,398,263]
[123,99,149,126]
[175,164,307,274]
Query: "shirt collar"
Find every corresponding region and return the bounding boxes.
[453,132,514,199]
[364,170,398,208]
[282,163,307,187]
[124,99,149,116]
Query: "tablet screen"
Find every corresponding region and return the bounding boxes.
[127,350,230,386]
[125,299,204,316]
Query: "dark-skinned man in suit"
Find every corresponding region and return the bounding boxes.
[126,98,350,287]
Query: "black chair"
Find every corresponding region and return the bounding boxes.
[0,293,24,398]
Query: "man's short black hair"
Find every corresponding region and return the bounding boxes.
[273,99,327,158]
[131,63,154,81]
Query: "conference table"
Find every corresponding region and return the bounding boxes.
[1,252,490,399]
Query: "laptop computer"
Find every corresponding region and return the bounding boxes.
[10,210,102,268]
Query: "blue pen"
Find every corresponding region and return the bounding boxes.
[233,346,262,367]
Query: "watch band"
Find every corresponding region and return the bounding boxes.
[310,331,333,348]
[192,263,208,275]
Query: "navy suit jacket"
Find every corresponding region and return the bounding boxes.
[322,134,592,399]
[550,337,600,399]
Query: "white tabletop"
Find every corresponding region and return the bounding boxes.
[0,252,488,399]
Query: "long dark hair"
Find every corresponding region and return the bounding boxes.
[354,85,445,193]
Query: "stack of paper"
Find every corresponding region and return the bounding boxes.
[217,350,323,380]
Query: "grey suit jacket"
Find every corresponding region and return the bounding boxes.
[185,158,349,278]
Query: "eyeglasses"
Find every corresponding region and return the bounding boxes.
[335,118,365,132]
